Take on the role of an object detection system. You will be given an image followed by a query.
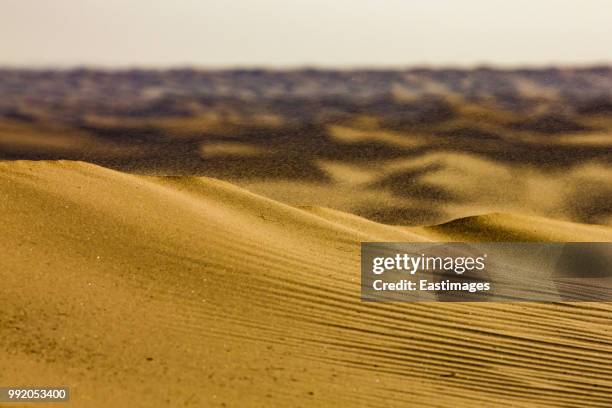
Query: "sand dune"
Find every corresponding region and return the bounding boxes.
[3,90,611,229]
[1,160,611,407]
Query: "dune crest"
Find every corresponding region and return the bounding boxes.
[1,160,612,407]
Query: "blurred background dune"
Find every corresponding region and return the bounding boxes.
[1,68,611,225]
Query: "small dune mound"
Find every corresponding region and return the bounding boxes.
[409,212,612,242]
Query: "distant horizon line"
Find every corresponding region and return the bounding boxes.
[1,62,611,72]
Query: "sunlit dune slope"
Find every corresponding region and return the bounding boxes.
[1,161,612,407]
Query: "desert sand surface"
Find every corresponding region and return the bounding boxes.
[1,160,612,407]
[1,69,611,406]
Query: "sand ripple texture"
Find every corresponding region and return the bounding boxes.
[1,161,611,407]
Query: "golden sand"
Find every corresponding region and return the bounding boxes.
[1,160,611,407]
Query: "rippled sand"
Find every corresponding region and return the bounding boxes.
[1,160,611,407]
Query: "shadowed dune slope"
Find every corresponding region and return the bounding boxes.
[1,160,612,407]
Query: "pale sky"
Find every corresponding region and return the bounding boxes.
[1,0,610,68]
